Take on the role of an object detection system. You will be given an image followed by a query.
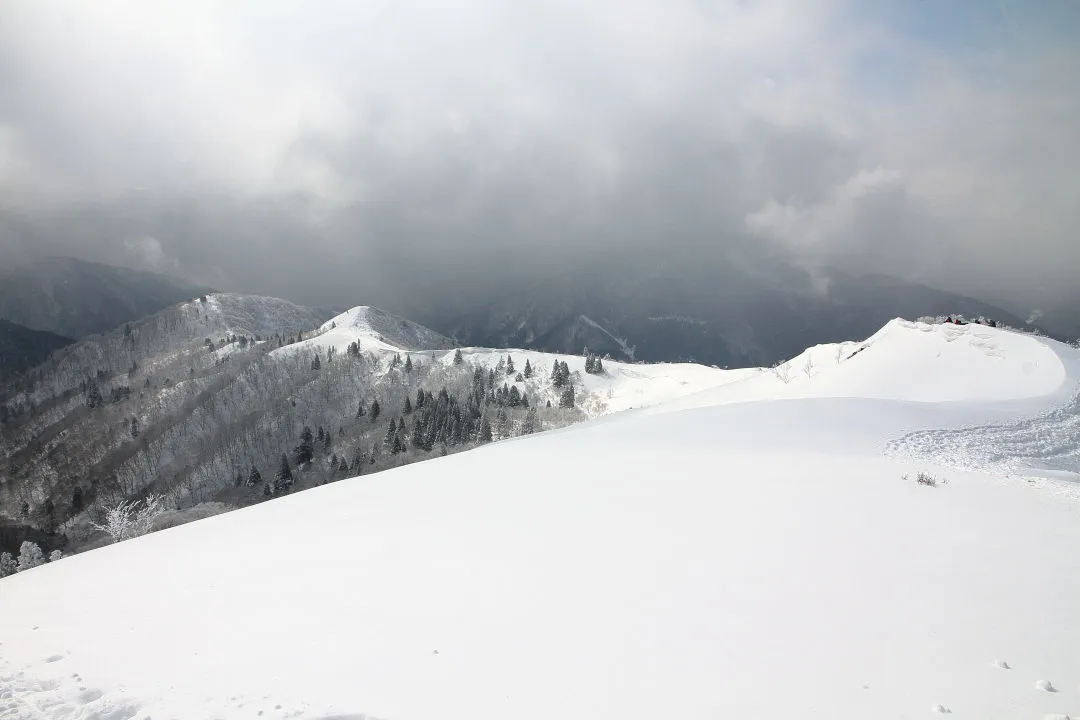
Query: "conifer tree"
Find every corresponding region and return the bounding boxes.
[454,348,464,365]
[248,464,262,487]
[295,426,315,465]
[506,356,515,375]
[384,421,397,451]
[404,396,413,414]
[559,383,576,409]
[523,359,533,378]
[370,399,381,422]
[274,454,294,495]
[479,415,493,443]
[404,355,413,372]
[356,400,366,419]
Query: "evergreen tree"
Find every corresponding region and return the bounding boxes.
[274,454,293,495]
[234,470,244,487]
[594,356,604,374]
[559,383,576,408]
[130,416,139,438]
[404,396,413,414]
[85,379,103,409]
[416,388,426,409]
[506,356,515,375]
[0,552,16,578]
[71,486,84,513]
[508,385,522,407]
[248,464,262,487]
[404,355,413,372]
[356,400,366,418]
[338,457,349,474]
[311,353,322,371]
[384,421,398,451]
[295,426,315,465]
[479,416,493,443]
[585,354,595,373]
[317,426,325,443]
[454,348,464,365]
[323,431,332,451]
[370,399,381,422]
[522,406,538,435]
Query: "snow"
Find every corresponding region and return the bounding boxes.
[4,318,1080,719]
[274,305,456,360]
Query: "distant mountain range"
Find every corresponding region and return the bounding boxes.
[406,252,1038,367]
[0,256,214,340]
[0,320,72,380]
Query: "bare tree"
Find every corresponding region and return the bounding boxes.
[802,354,815,380]
[772,361,792,384]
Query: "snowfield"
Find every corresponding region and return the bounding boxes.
[3,319,1080,720]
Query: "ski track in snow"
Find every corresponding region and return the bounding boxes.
[885,391,1080,499]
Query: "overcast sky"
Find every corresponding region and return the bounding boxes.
[0,1,1077,326]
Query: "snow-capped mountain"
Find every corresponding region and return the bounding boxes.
[2,318,1078,719]
[2,294,734,560]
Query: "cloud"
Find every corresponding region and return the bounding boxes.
[0,0,1077,328]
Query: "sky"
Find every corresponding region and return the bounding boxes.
[0,0,1077,329]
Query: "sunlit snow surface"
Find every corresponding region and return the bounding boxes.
[3,319,1080,720]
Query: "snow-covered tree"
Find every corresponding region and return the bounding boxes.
[91,495,165,543]
[248,464,262,487]
[505,356,515,375]
[49,550,64,563]
[523,359,533,379]
[559,384,576,409]
[294,426,315,465]
[453,348,464,365]
[16,541,45,572]
[0,552,16,578]
[370,399,381,422]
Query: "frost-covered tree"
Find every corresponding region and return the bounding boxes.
[384,420,398,451]
[404,396,413,414]
[505,356,515,375]
[404,355,413,373]
[248,464,262,487]
[559,383,576,409]
[356,400,366,418]
[311,353,322,371]
[523,359,533,379]
[16,541,45,572]
[453,348,464,365]
[479,415,493,443]
[0,552,16,578]
[91,495,165,543]
[49,550,64,563]
[521,406,538,435]
[370,399,381,422]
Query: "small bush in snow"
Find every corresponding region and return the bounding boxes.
[0,552,17,578]
[905,472,940,487]
[49,550,64,563]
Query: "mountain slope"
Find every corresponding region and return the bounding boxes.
[3,297,739,557]
[0,256,213,338]
[2,319,1079,719]
[409,253,1037,367]
[0,320,72,381]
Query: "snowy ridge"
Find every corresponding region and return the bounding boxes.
[4,317,1080,719]
[273,305,455,359]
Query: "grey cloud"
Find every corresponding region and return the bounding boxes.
[0,0,1077,332]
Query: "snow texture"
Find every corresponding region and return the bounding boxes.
[3,318,1080,719]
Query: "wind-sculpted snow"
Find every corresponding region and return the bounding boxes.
[886,391,1080,494]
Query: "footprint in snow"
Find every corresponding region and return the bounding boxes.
[44,655,64,663]
[932,704,951,714]
[994,660,1011,670]
[1035,679,1058,692]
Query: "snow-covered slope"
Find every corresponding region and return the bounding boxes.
[3,319,1080,720]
